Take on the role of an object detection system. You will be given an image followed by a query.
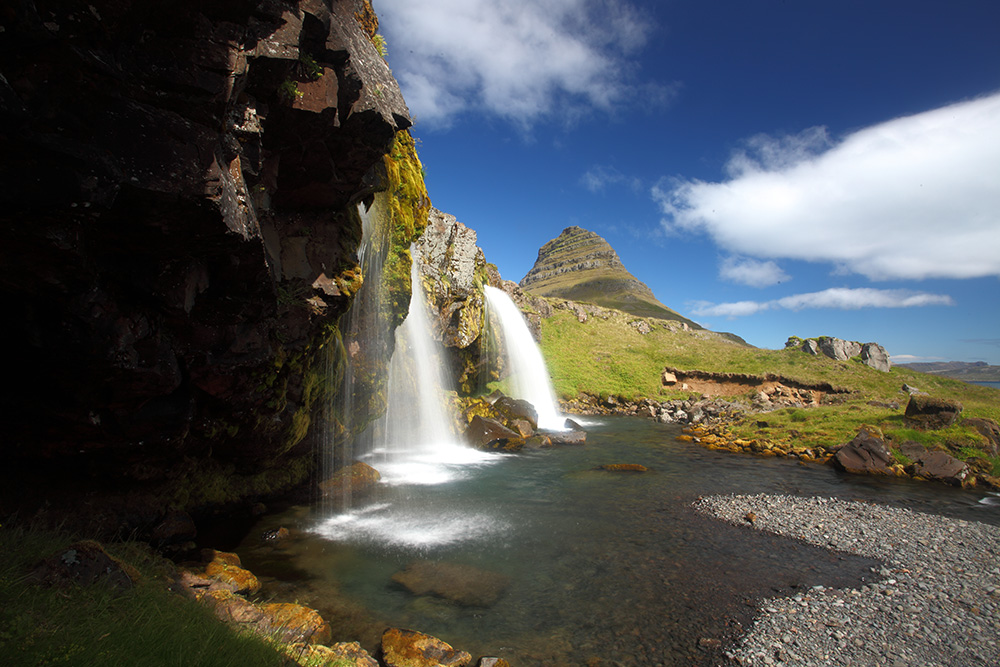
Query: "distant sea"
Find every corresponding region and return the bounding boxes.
[971,381,1000,390]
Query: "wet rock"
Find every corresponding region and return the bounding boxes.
[546,429,587,446]
[565,418,585,430]
[904,396,963,429]
[492,396,538,430]
[285,641,379,667]
[392,560,511,607]
[319,461,382,499]
[257,602,332,645]
[466,416,525,451]
[509,419,535,439]
[261,526,291,542]
[900,443,971,486]
[381,627,472,667]
[203,551,261,596]
[32,540,137,590]
[833,428,894,475]
[477,659,511,667]
[598,464,649,472]
[522,435,553,449]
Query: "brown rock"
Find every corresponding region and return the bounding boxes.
[509,419,535,439]
[200,589,267,625]
[392,560,510,607]
[204,558,261,596]
[900,442,972,486]
[320,461,382,499]
[466,416,525,451]
[546,429,587,445]
[833,428,894,475]
[492,396,539,430]
[258,602,332,645]
[381,627,472,667]
[904,395,963,429]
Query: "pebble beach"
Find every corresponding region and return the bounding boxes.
[694,494,1000,667]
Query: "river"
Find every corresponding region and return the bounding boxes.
[238,416,999,666]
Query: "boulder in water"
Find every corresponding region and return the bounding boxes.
[832,428,894,475]
[546,429,587,445]
[900,442,971,487]
[493,396,538,430]
[392,560,511,607]
[381,627,472,667]
[466,416,525,451]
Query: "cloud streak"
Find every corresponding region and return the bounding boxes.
[689,287,954,319]
[580,165,643,193]
[376,0,654,127]
[654,93,1000,281]
[719,256,790,287]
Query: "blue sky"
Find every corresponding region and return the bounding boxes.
[375,0,1000,364]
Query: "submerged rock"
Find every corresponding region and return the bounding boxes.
[319,461,382,499]
[381,627,472,667]
[392,560,511,607]
[598,464,648,472]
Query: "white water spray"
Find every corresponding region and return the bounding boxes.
[366,248,496,485]
[484,286,565,430]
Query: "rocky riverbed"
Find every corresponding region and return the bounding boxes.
[695,494,1000,666]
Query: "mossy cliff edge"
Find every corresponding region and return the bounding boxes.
[0,0,428,532]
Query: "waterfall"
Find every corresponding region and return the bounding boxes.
[483,286,565,430]
[363,244,494,486]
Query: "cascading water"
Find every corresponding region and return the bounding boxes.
[483,286,565,430]
[366,245,492,485]
[315,245,503,547]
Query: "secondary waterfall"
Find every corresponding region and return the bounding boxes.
[484,286,565,430]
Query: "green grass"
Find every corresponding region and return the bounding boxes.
[538,304,1000,457]
[0,521,286,667]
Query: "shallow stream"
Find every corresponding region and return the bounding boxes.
[238,417,999,666]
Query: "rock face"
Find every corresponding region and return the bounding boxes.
[415,208,495,393]
[519,226,700,326]
[904,396,964,429]
[787,336,891,372]
[0,0,420,526]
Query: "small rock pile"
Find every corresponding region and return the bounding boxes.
[562,393,746,425]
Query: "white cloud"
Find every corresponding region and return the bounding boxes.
[654,92,1000,280]
[890,354,947,363]
[580,165,643,193]
[719,256,790,287]
[689,287,954,319]
[376,0,654,127]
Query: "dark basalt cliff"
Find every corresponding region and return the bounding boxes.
[0,0,421,528]
[520,226,702,329]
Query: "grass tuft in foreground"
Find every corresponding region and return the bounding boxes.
[0,521,286,667]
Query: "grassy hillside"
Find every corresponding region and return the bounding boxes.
[537,302,1000,473]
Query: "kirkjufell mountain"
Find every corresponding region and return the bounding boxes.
[519,226,702,329]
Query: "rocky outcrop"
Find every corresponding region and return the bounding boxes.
[904,395,964,429]
[786,337,891,372]
[0,0,420,527]
[660,367,849,407]
[519,226,701,327]
[899,443,971,487]
[415,208,494,393]
[832,429,895,476]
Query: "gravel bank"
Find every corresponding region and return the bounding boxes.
[694,494,1000,667]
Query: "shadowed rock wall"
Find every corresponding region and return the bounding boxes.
[0,0,417,527]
